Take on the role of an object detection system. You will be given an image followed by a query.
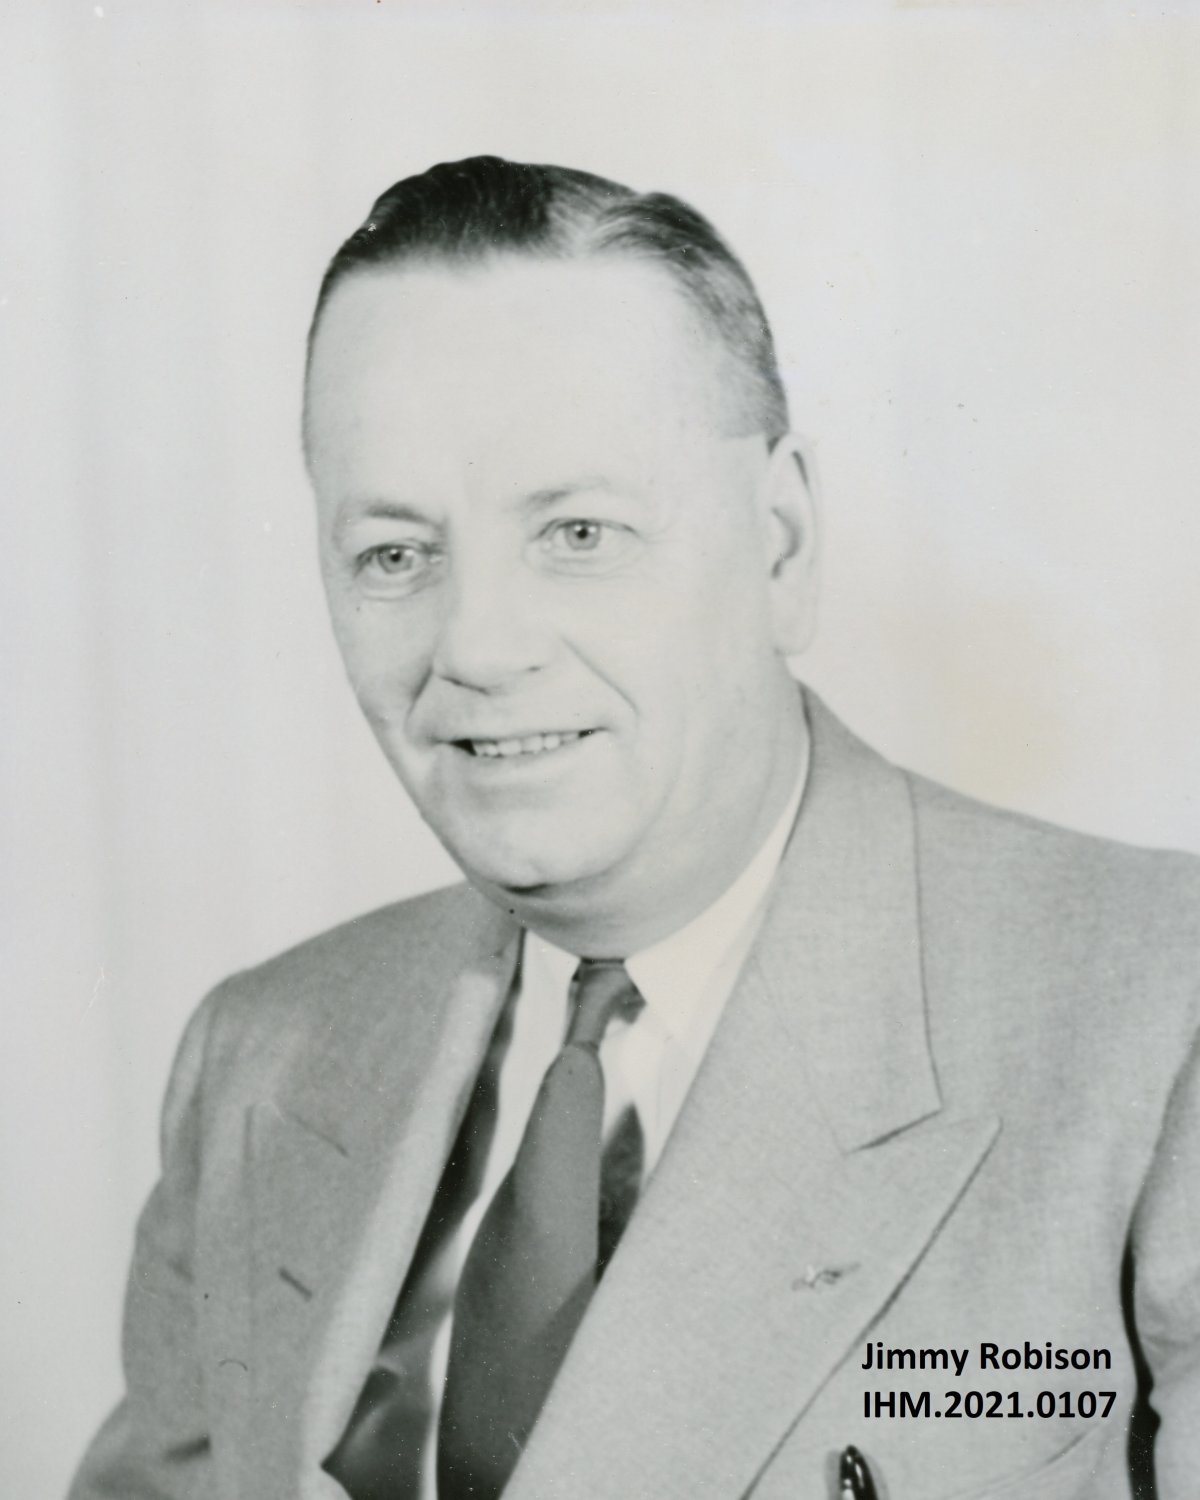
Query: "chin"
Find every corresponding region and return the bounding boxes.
[446,828,621,902]
[457,850,590,898]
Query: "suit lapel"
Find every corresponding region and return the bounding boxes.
[241,692,1002,1497]
[507,692,1001,1499]
[242,887,519,1495]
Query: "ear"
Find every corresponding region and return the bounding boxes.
[759,433,820,655]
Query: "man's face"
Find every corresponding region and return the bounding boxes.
[306,255,807,930]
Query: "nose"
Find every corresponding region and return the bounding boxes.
[430,562,554,691]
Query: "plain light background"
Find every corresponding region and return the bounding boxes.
[2,2,1197,1493]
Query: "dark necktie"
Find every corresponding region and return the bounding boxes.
[437,959,645,1500]
[325,958,645,1500]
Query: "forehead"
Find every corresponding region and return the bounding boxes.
[304,255,732,495]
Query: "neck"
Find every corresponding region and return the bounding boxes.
[488,685,809,958]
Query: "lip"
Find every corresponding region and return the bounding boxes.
[441,728,600,764]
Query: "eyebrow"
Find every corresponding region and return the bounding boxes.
[519,477,634,515]
[332,499,435,544]
[334,477,636,538]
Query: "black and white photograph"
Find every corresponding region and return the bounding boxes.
[2,4,1198,1497]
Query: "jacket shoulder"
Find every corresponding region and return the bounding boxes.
[809,687,1200,924]
[226,880,477,993]
[906,769,1200,969]
[196,881,489,1076]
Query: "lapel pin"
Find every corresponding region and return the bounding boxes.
[278,1265,314,1300]
[792,1262,859,1291]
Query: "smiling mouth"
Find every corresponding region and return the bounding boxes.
[453,730,596,759]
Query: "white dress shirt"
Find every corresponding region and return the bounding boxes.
[379,746,808,1499]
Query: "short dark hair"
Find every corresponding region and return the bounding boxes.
[306,155,790,440]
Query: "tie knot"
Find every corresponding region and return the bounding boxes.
[566,960,644,1049]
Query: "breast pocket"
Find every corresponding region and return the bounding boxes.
[944,1426,1113,1500]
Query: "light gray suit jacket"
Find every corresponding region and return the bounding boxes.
[70,694,1200,1499]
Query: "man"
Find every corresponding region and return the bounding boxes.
[70,157,1199,1499]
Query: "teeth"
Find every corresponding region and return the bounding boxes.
[467,731,585,758]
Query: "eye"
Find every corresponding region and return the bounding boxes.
[553,520,604,552]
[540,519,628,556]
[536,517,638,575]
[356,540,440,593]
[368,543,423,574]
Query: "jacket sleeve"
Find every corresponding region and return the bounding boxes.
[1132,1011,1200,1498]
[67,992,218,1500]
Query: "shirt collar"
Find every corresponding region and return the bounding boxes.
[524,733,809,1043]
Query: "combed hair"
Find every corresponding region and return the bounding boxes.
[307,155,790,440]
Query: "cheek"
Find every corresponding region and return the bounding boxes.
[330,603,433,726]
[667,565,775,729]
